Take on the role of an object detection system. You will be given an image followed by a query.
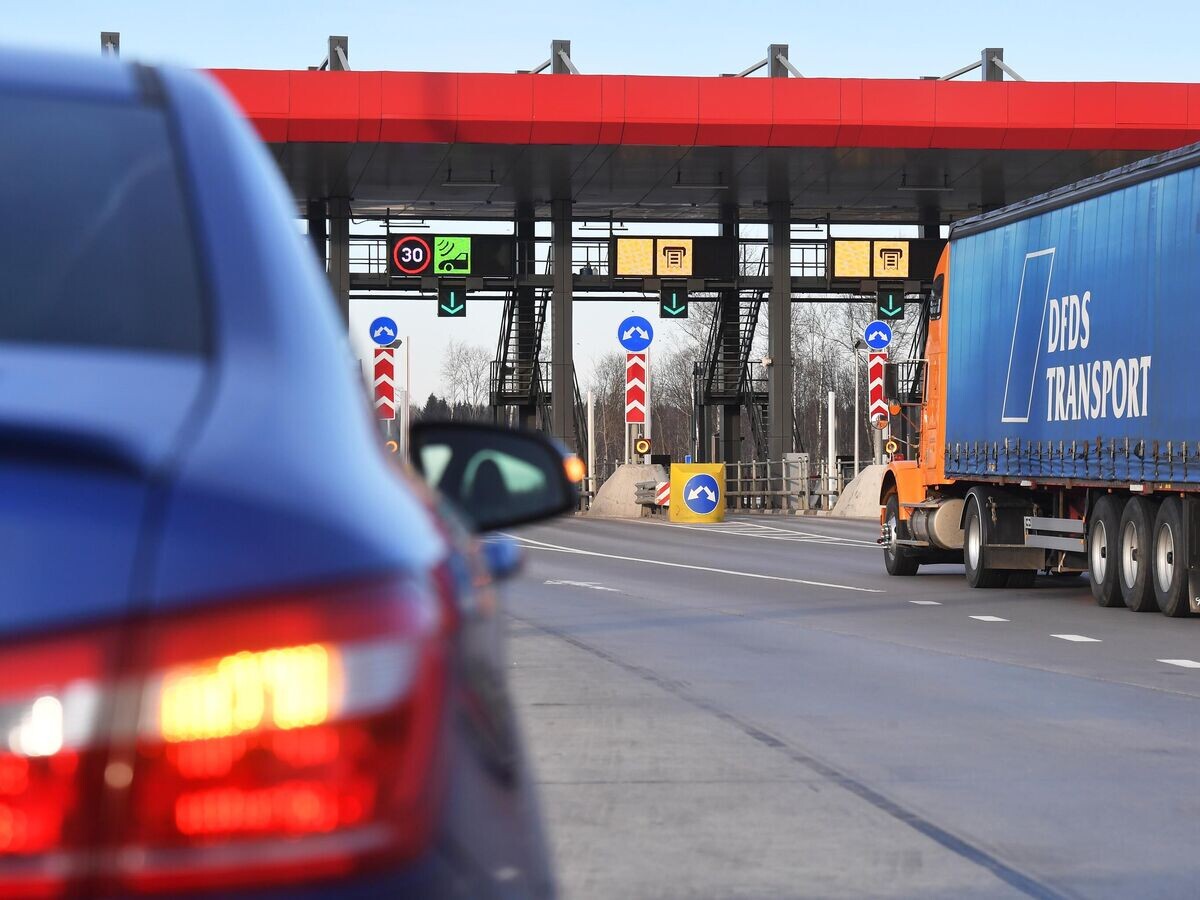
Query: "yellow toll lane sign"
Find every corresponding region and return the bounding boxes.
[668,463,725,523]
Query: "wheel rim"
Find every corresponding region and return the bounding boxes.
[967,510,981,570]
[887,512,899,556]
[1089,520,1108,584]
[1155,522,1175,594]
[1122,520,1139,588]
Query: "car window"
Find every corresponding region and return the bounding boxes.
[462,450,546,496]
[0,93,206,355]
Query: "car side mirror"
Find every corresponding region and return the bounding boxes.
[409,422,579,533]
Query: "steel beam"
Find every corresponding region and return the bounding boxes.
[718,204,741,465]
[767,200,794,462]
[982,48,1004,82]
[551,40,573,75]
[101,32,120,56]
[327,197,351,324]
[305,199,327,265]
[918,204,941,240]
[329,36,349,72]
[516,203,538,429]
[550,198,575,451]
[767,44,791,79]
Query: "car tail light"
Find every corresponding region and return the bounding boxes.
[0,629,116,898]
[0,576,449,898]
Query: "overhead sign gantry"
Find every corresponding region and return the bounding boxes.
[193,30,1200,461]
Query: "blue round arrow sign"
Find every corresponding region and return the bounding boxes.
[617,315,654,352]
[369,316,399,346]
[683,473,721,515]
[863,320,892,351]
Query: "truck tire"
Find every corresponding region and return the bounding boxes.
[1152,497,1191,617]
[1088,494,1127,607]
[1119,497,1160,612]
[964,493,1006,589]
[883,493,919,576]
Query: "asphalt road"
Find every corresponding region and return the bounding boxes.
[501,513,1200,900]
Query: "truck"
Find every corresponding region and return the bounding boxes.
[880,140,1200,618]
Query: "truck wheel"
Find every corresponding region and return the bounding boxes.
[1152,497,1191,617]
[1119,497,1160,612]
[1088,494,1127,607]
[964,494,1006,588]
[883,493,919,576]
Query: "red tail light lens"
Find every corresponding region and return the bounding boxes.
[0,576,449,898]
[0,630,117,898]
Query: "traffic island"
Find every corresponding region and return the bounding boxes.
[588,463,668,518]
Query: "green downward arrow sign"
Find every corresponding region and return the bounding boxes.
[439,289,465,316]
[661,291,687,318]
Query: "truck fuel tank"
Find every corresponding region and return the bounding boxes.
[907,498,965,550]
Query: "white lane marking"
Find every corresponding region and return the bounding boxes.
[663,521,876,549]
[970,615,1009,622]
[909,600,942,605]
[1158,659,1200,669]
[504,534,884,594]
[543,579,619,592]
[1050,634,1101,642]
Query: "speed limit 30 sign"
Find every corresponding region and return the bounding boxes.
[391,235,432,276]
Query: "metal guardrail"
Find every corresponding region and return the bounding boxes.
[724,458,810,512]
[634,481,660,506]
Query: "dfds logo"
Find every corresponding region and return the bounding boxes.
[1001,248,1151,425]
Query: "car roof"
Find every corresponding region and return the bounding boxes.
[0,44,140,103]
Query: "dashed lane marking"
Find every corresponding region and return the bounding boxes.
[909,600,942,605]
[1050,634,1101,642]
[1158,659,1200,669]
[505,533,884,594]
[970,615,1010,622]
[543,580,620,592]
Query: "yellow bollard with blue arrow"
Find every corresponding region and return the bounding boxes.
[668,463,725,524]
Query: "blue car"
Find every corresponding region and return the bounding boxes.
[0,48,570,898]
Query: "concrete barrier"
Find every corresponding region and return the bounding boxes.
[830,464,887,519]
[588,463,669,518]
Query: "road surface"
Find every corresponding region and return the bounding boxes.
[502,514,1200,900]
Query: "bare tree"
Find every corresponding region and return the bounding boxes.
[441,338,492,409]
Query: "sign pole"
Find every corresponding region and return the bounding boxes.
[403,335,411,455]
[587,390,596,487]
[853,351,860,477]
[827,390,837,505]
[644,350,651,443]
[617,315,654,468]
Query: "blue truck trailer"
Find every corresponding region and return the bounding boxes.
[880,141,1200,618]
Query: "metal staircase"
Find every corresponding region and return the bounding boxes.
[489,290,547,409]
[700,247,770,458]
[489,290,588,460]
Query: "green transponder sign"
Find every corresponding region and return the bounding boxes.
[435,236,471,275]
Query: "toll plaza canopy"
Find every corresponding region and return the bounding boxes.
[212,69,1200,221]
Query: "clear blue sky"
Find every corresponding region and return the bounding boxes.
[9,0,1198,81]
[9,1,1197,401]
